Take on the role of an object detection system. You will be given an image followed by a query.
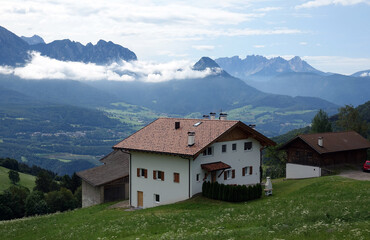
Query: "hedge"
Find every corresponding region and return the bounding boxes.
[202,181,262,202]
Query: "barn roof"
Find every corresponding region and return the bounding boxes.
[77,150,129,187]
[113,118,275,157]
[280,131,370,154]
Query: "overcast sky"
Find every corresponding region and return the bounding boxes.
[1,0,370,75]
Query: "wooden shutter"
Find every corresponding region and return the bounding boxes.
[144,169,147,178]
[153,170,157,180]
[174,173,179,183]
[137,168,140,177]
[249,166,253,175]
[242,167,245,176]
[232,169,235,179]
[161,171,164,181]
[224,171,227,180]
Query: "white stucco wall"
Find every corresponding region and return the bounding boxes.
[191,138,261,196]
[130,152,190,208]
[82,181,103,208]
[286,163,321,179]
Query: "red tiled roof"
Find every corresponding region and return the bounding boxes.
[114,118,275,157]
[281,131,370,154]
[201,161,231,172]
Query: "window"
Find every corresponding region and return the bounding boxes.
[244,142,252,151]
[232,143,237,151]
[153,170,165,181]
[196,173,200,182]
[224,169,235,180]
[174,172,180,183]
[242,166,253,176]
[137,168,147,178]
[222,144,227,153]
[154,194,160,203]
[202,147,213,156]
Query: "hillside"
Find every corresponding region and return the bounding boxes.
[0,176,368,239]
[0,166,35,192]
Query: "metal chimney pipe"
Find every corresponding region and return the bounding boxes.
[210,112,216,120]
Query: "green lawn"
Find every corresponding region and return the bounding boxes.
[0,166,36,192]
[0,176,369,239]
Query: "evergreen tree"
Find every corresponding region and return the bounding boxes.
[337,105,368,137]
[8,170,20,185]
[311,109,332,133]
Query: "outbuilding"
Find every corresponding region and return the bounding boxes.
[280,131,370,179]
[77,150,129,207]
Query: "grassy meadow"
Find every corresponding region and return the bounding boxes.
[0,166,36,192]
[0,176,369,239]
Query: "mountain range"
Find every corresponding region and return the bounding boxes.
[215,55,370,106]
[0,26,137,66]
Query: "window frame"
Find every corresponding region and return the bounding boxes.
[244,142,253,151]
[222,144,227,153]
[137,168,147,178]
[202,147,214,156]
[154,194,160,203]
[232,143,237,151]
[153,170,165,181]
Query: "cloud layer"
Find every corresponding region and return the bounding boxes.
[296,0,370,9]
[0,52,218,82]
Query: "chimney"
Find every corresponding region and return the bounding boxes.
[210,112,216,120]
[219,113,228,120]
[175,121,180,129]
[318,137,323,147]
[249,124,256,129]
[203,115,210,120]
[188,132,195,146]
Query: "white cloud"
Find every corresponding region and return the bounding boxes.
[254,7,282,12]
[302,55,370,75]
[253,45,265,48]
[360,72,370,77]
[296,0,370,9]
[300,42,308,45]
[1,52,217,82]
[192,45,215,50]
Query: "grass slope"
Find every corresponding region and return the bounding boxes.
[0,166,35,192]
[1,176,369,239]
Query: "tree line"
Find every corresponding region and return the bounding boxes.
[0,158,82,221]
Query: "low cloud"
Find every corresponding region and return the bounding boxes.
[192,45,215,50]
[296,0,370,9]
[254,7,282,12]
[253,45,265,48]
[360,72,370,77]
[0,52,217,82]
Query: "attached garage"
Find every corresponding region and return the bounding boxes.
[77,150,130,207]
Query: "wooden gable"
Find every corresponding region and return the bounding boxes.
[216,126,251,142]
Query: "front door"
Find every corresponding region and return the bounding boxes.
[137,191,143,207]
[211,172,216,183]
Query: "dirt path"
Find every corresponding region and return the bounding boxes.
[339,170,370,181]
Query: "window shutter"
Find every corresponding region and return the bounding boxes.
[144,169,147,178]
[232,169,235,178]
[137,168,140,177]
[153,170,157,179]
[161,171,164,181]
[224,171,227,180]
[242,167,245,176]
[250,166,253,175]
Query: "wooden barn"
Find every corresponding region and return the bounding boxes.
[280,131,370,179]
[77,150,129,207]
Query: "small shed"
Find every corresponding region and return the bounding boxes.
[280,131,370,179]
[77,150,129,207]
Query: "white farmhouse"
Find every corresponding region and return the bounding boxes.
[114,116,275,208]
